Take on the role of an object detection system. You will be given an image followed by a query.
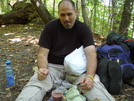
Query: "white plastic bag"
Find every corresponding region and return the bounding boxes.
[64,46,87,76]
[66,86,86,101]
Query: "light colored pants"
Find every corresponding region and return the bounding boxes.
[15,63,115,101]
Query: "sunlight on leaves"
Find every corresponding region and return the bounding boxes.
[1,25,6,27]
[8,38,22,42]
[4,33,15,36]
[125,88,133,91]
[33,66,38,72]
[36,1,40,7]
[6,92,11,98]
[6,88,10,91]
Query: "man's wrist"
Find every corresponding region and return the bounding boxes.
[85,75,94,81]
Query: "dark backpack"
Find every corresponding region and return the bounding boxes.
[106,32,134,62]
[97,42,134,81]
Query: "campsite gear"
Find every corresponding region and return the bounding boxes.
[63,73,116,101]
[107,32,134,61]
[97,58,123,95]
[5,60,15,88]
[51,89,63,101]
[66,86,86,101]
[108,61,123,95]
[97,34,134,95]
[97,58,109,90]
[97,42,134,81]
[64,46,86,76]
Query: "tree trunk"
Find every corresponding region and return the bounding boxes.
[118,0,133,36]
[0,1,38,25]
[131,2,134,38]
[101,5,106,34]
[52,0,55,17]
[111,0,119,32]
[30,0,54,24]
[43,0,47,8]
[76,0,79,20]
[81,0,90,26]
[93,0,97,32]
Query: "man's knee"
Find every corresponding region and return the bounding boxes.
[15,86,45,101]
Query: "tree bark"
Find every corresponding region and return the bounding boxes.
[118,0,133,36]
[0,1,38,25]
[132,14,134,38]
[81,0,90,26]
[43,0,47,8]
[111,0,119,32]
[30,0,54,24]
[76,0,79,20]
[92,0,97,32]
[52,0,55,17]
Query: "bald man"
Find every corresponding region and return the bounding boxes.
[15,0,115,101]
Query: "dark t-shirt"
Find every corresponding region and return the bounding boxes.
[38,19,94,65]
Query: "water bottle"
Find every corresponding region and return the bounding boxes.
[5,60,15,88]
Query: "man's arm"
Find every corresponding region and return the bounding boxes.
[85,45,97,78]
[80,45,97,90]
[37,46,49,80]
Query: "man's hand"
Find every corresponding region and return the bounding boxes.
[38,68,49,80]
[79,77,94,90]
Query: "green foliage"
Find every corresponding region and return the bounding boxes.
[45,0,61,18]
[0,0,134,37]
[0,0,29,13]
[0,0,11,13]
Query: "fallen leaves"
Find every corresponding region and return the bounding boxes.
[125,88,133,91]
[0,23,134,101]
[0,24,40,101]
[33,66,38,72]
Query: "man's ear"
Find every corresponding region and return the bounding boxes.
[75,10,78,15]
[75,10,78,16]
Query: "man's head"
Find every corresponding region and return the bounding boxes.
[58,0,78,29]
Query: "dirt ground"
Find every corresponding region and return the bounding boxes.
[0,22,134,101]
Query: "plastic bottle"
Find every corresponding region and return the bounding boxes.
[62,92,67,101]
[5,60,15,88]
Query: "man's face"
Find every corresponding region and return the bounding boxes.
[58,1,77,29]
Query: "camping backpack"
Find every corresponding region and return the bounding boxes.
[106,32,134,62]
[97,42,134,81]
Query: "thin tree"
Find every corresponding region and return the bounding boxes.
[53,0,55,18]
[81,0,90,26]
[30,0,54,24]
[101,4,106,34]
[76,0,79,20]
[93,0,97,32]
[118,0,134,36]
[43,0,47,8]
[132,16,134,37]
[111,0,120,33]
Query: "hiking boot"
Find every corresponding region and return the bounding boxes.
[97,58,109,90]
[108,61,123,95]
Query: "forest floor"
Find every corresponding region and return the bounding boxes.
[0,22,134,101]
